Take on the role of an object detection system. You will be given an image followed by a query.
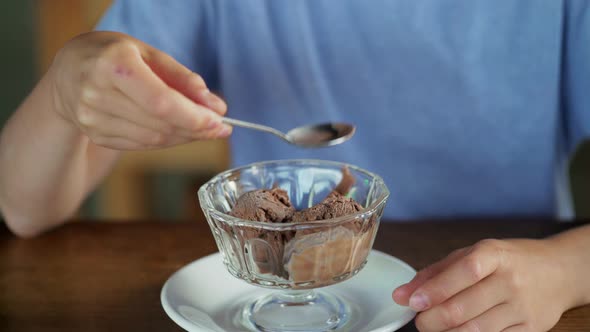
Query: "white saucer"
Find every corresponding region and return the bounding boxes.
[161,250,416,332]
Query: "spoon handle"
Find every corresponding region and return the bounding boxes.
[222,117,288,141]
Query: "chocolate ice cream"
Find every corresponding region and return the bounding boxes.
[291,167,362,222]
[227,167,377,288]
[291,192,362,222]
[230,166,360,224]
[229,187,295,222]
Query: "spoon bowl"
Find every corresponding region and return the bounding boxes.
[222,117,355,148]
[285,123,356,147]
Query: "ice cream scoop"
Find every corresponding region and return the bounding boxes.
[222,117,355,148]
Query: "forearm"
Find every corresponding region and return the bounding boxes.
[547,223,590,308]
[0,69,120,237]
[0,31,231,237]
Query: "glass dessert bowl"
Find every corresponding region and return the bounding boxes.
[198,159,389,331]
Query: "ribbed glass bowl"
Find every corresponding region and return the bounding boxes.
[197,159,390,332]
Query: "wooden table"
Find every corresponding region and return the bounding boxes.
[1,218,589,331]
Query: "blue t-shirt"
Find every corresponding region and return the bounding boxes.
[97,0,590,220]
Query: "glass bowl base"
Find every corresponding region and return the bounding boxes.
[240,289,350,332]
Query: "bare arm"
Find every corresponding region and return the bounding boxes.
[0,69,119,237]
[548,223,590,307]
[0,32,231,237]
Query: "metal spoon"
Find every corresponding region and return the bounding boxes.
[222,117,355,148]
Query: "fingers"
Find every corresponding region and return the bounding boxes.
[104,42,229,133]
[407,240,503,312]
[78,104,160,144]
[78,104,231,150]
[64,36,232,150]
[393,248,468,306]
[143,48,227,115]
[173,124,232,140]
[93,136,192,151]
[82,86,174,135]
[501,324,530,332]
[443,304,522,332]
[90,137,149,151]
[194,89,227,115]
[82,80,232,142]
[415,274,508,331]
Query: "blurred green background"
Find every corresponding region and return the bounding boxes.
[0,1,34,126]
[0,1,588,221]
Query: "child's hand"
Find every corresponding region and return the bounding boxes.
[393,238,580,332]
[49,31,231,150]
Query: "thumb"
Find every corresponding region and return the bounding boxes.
[392,247,467,306]
[142,47,227,115]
